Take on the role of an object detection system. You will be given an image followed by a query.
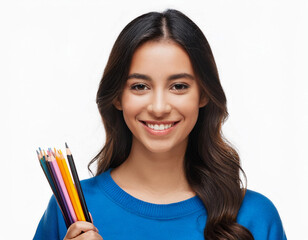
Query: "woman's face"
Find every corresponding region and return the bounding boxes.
[115,40,207,153]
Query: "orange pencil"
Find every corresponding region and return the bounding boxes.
[57,149,86,221]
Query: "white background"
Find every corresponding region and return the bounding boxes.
[1,0,307,239]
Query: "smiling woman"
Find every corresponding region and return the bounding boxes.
[34,9,287,240]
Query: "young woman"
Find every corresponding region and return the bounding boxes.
[34,9,287,240]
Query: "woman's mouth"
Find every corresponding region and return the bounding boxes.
[140,121,180,135]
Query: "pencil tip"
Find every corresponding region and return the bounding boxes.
[39,147,41,151]
[36,150,39,155]
[65,142,68,148]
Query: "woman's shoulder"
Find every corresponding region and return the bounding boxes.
[241,189,279,214]
[242,189,276,207]
[238,189,287,239]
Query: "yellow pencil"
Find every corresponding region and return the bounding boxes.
[58,149,86,221]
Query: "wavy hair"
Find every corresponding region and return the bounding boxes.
[88,9,254,240]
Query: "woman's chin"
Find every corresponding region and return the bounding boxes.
[143,143,177,154]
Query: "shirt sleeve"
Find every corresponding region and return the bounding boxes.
[237,189,287,240]
[33,194,67,240]
[266,202,287,240]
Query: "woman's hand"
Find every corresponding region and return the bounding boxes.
[63,221,103,240]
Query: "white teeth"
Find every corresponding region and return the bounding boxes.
[146,123,174,130]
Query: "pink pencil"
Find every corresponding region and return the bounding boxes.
[48,150,77,222]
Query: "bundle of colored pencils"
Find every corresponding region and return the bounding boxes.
[36,143,91,228]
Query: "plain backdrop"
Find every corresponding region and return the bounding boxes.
[1,0,307,239]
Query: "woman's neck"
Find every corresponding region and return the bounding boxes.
[110,138,196,203]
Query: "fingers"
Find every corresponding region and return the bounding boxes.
[72,230,103,240]
[64,221,99,239]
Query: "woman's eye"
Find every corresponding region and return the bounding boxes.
[130,84,149,91]
[171,83,189,91]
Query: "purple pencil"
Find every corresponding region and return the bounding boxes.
[49,149,77,222]
[47,150,74,226]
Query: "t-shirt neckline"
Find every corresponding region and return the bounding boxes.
[95,168,205,219]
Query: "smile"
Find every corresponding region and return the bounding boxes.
[146,123,173,130]
[140,121,180,133]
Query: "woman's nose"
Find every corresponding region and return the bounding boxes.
[147,90,172,117]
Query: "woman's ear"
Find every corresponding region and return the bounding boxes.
[199,93,209,108]
[113,97,123,111]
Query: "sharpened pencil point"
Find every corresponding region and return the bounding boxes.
[65,142,68,148]
[36,150,40,160]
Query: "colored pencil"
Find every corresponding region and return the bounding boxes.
[46,150,73,226]
[52,149,78,223]
[49,149,77,223]
[65,143,91,222]
[55,149,85,221]
[43,149,67,221]
[58,149,86,221]
[43,150,63,205]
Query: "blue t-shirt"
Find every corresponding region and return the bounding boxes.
[34,168,287,240]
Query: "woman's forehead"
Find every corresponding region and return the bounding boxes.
[128,41,195,77]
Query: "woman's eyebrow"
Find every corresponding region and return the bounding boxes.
[127,73,195,81]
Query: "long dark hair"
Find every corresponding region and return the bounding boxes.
[88,9,254,240]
